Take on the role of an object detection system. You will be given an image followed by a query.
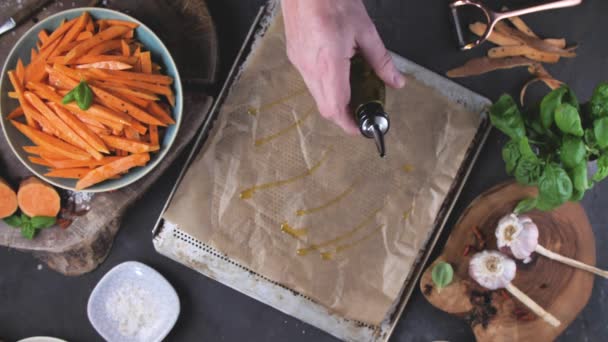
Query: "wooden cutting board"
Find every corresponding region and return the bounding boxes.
[420,181,595,341]
[0,0,217,275]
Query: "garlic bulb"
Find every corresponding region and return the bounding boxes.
[496,214,539,263]
[469,250,516,290]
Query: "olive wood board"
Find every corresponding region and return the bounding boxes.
[420,181,595,342]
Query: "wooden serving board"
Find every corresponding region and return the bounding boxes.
[420,181,595,341]
[0,0,217,275]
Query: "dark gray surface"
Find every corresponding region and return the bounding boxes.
[1,0,607,341]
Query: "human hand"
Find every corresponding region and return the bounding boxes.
[282,0,406,134]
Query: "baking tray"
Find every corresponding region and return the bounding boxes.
[152,3,492,341]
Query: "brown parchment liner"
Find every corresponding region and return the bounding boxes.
[163,14,480,325]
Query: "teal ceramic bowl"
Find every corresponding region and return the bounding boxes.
[0,8,182,192]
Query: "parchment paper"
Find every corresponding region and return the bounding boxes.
[163,13,480,325]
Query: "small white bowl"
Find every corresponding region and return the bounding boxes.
[87,261,180,342]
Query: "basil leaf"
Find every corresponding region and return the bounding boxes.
[502,140,521,175]
[515,156,543,186]
[4,215,22,228]
[431,262,454,290]
[20,213,30,224]
[21,222,36,240]
[593,154,608,183]
[594,117,608,149]
[560,135,586,169]
[555,103,584,137]
[569,162,589,202]
[590,82,608,119]
[518,137,536,158]
[79,82,94,110]
[585,128,597,148]
[540,87,568,129]
[31,216,57,229]
[537,163,573,211]
[74,81,86,105]
[62,89,76,104]
[490,95,526,140]
[514,197,538,214]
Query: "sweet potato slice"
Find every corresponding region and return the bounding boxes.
[48,102,109,154]
[7,106,24,119]
[0,178,18,219]
[23,145,65,159]
[11,120,91,160]
[16,59,25,86]
[45,156,122,169]
[147,101,175,125]
[76,153,150,190]
[53,12,90,56]
[101,19,140,29]
[40,18,77,51]
[17,177,61,217]
[28,156,53,167]
[76,31,94,41]
[100,134,159,153]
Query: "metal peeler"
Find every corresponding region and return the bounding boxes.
[450,0,583,50]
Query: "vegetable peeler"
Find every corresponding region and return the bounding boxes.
[449,0,583,50]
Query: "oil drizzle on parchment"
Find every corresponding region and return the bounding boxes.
[280,222,308,239]
[295,181,357,217]
[247,88,308,116]
[296,206,383,256]
[321,224,385,260]
[255,108,314,147]
[240,151,329,199]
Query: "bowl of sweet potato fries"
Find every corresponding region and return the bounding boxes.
[0,8,182,192]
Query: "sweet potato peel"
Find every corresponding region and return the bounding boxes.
[5,12,175,189]
[447,57,535,78]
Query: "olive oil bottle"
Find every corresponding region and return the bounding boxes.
[350,54,390,157]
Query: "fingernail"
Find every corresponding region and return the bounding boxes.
[394,73,406,88]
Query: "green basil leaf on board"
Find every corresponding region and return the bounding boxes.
[502,140,522,175]
[515,156,543,186]
[431,262,454,290]
[514,197,538,214]
[593,154,608,183]
[490,95,526,140]
[560,135,586,169]
[536,163,573,211]
[21,223,36,240]
[555,103,584,137]
[4,215,22,228]
[590,82,608,119]
[31,216,57,229]
[594,117,608,149]
[569,162,589,202]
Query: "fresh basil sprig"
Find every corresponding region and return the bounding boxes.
[431,262,454,292]
[62,80,94,110]
[491,83,608,213]
[4,214,56,239]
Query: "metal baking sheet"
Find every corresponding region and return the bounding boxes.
[153,3,491,341]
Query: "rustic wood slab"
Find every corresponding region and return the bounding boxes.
[420,181,595,341]
[0,0,217,275]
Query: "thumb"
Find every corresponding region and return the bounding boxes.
[357,27,406,89]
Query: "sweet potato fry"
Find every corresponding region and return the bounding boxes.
[25,92,103,160]
[447,56,535,78]
[76,153,150,190]
[99,19,140,29]
[28,156,53,167]
[53,12,90,56]
[25,38,62,83]
[48,102,109,154]
[7,106,24,119]
[11,120,91,160]
[63,26,131,63]
[86,18,94,33]
[45,156,122,169]
[38,30,50,44]
[40,18,77,51]
[99,69,173,85]
[0,178,18,219]
[140,51,152,74]
[31,48,38,60]
[104,88,150,108]
[23,145,65,159]
[149,125,159,146]
[76,61,133,70]
[8,71,34,126]
[147,101,175,125]
[45,168,91,179]
[95,83,159,101]
[18,177,61,217]
[50,54,138,65]
[121,39,130,57]
[8,92,19,99]
[100,134,159,153]
[16,59,25,86]
[76,31,94,41]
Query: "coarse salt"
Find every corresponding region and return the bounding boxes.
[106,283,160,339]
